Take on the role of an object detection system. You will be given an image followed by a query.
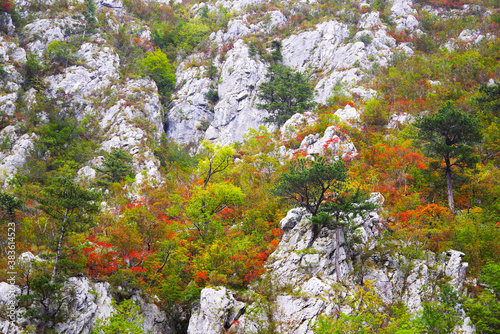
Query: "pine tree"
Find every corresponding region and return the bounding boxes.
[82,0,97,33]
[95,149,134,187]
[313,188,377,282]
[272,157,377,280]
[257,64,316,126]
[415,102,482,212]
[35,176,101,283]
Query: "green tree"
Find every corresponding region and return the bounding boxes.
[272,157,346,218]
[18,274,67,334]
[270,40,283,63]
[464,261,500,333]
[46,41,79,68]
[35,176,101,282]
[272,157,347,245]
[414,102,482,212]
[197,140,235,190]
[417,285,462,334]
[0,191,22,223]
[187,182,245,239]
[95,149,134,187]
[478,80,500,116]
[314,281,421,334]
[466,291,500,334]
[82,0,97,33]
[91,299,145,334]
[477,80,500,164]
[314,187,377,282]
[140,49,176,100]
[272,157,376,280]
[257,64,316,126]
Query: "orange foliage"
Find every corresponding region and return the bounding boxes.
[353,144,428,206]
[391,204,453,252]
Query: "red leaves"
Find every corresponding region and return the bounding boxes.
[388,30,414,44]
[1,1,12,12]
[132,37,155,52]
[194,270,208,283]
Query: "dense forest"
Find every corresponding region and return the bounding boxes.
[1,0,500,333]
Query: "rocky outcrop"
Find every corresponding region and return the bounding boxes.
[187,287,245,334]
[167,0,419,144]
[0,130,37,186]
[0,35,26,93]
[23,18,81,56]
[187,197,476,334]
[167,39,268,145]
[279,112,358,159]
[0,263,173,334]
[45,41,120,102]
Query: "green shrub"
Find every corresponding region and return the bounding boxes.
[140,50,176,100]
[91,299,145,334]
[23,53,44,90]
[95,149,134,187]
[151,21,210,56]
[46,40,80,67]
[360,33,372,45]
[205,88,219,103]
[361,98,388,126]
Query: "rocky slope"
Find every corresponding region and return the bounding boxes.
[0,0,489,177]
[187,198,476,334]
[0,0,495,333]
[0,268,173,334]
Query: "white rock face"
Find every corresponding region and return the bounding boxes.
[359,11,383,29]
[334,104,361,125]
[387,112,414,129]
[282,20,349,72]
[1,276,173,334]
[209,40,268,144]
[168,39,268,144]
[0,35,25,93]
[167,57,214,144]
[0,282,22,334]
[215,0,265,12]
[98,78,164,182]
[24,18,80,56]
[391,0,419,32]
[45,42,120,102]
[188,198,476,333]
[54,277,114,334]
[0,12,15,35]
[281,18,396,105]
[0,132,37,186]
[0,92,17,116]
[187,287,244,334]
[280,112,357,159]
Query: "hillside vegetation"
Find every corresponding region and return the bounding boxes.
[0,0,500,333]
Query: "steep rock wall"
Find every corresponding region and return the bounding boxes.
[187,198,476,334]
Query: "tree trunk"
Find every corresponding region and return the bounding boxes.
[307,223,319,248]
[51,209,68,284]
[37,319,46,334]
[445,157,454,213]
[335,227,341,282]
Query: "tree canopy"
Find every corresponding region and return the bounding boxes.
[257,64,316,126]
[415,102,482,212]
[36,176,101,282]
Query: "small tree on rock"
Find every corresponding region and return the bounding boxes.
[257,64,316,126]
[95,149,134,187]
[312,187,377,282]
[272,157,376,281]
